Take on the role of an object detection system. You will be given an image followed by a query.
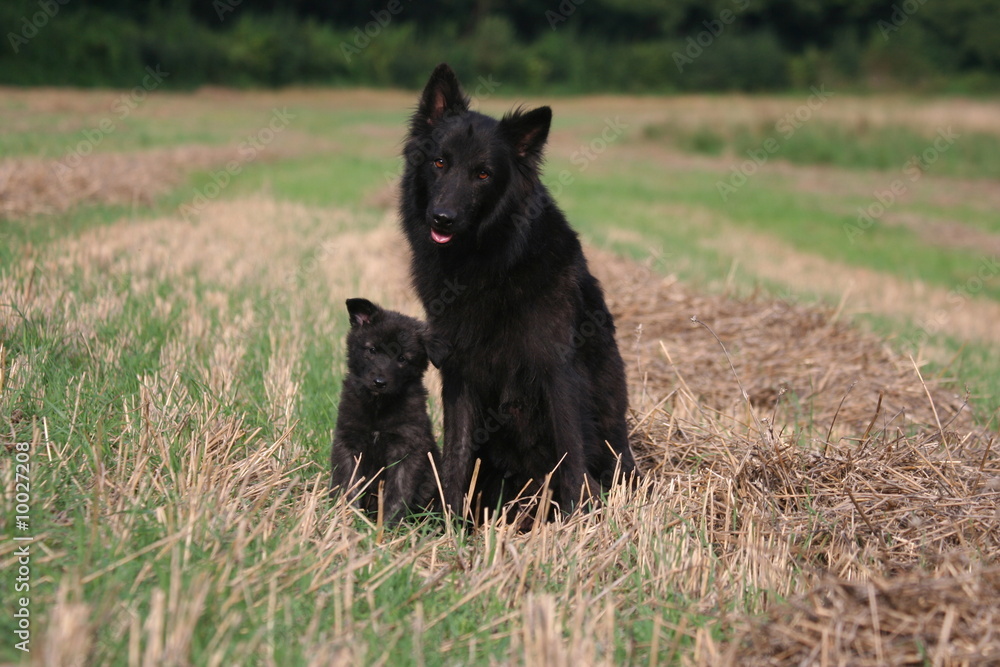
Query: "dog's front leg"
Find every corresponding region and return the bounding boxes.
[546,367,588,513]
[441,373,476,515]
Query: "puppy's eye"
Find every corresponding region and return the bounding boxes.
[433,158,446,169]
[367,346,377,355]
[397,355,408,364]
[476,169,490,180]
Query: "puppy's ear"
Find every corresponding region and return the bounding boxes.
[414,63,469,128]
[346,298,381,328]
[500,106,552,166]
[424,334,452,369]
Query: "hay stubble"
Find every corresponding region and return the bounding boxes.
[1,179,997,663]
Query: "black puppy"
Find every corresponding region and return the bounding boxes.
[329,298,446,524]
[399,64,639,519]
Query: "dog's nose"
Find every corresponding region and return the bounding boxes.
[432,209,455,229]
[373,377,387,389]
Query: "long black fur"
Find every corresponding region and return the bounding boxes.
[329,298,443,525]
[399,63,639,519]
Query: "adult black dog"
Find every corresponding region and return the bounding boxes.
[400,63,638,519]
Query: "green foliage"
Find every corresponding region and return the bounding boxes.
[3,1,1000,91]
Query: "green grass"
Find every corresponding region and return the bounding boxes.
[644,119,1000,179]
[0,109,255,159]
[222,152,396,209]
[2,89,998,664]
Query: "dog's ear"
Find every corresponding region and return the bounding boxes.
[346,298,381,328]
[501,106,552,166]
[424,334,452,369]
[415,63,469,127]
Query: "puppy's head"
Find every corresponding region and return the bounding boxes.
[344,298,447,396]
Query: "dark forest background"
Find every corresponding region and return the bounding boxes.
[2,0,999,92]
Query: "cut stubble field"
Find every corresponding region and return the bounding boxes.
[0,87,998,665]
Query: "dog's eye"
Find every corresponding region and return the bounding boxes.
[367,346,377,355]
[433,158,446,169]
[397,355,408,365]
[476,170,490,180]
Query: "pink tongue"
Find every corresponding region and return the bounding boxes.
[431,229,453,244]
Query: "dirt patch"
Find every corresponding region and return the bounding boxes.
[0,145,238,219]
[697,223,1000,353]
[0,86,128,115]
[8,86,998,135]
[0,85,412,118]
[776,161,1000,214]
[883,212,1000,258]
[0,116,330,220]
[487,93,1000,146]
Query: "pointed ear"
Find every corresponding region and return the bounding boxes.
[501,106,552,164]
[346,298,381,328]
[424,334,452,369]
[415,63,469,127]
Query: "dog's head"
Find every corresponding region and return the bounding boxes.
[403,63,552,250]
[344,298,449,396]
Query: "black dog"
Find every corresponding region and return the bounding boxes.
[399,63,638,518]
[329,298,445,524]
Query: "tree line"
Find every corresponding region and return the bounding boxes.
[2,0,998,92]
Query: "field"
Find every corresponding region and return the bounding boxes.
[1,85,998,665]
